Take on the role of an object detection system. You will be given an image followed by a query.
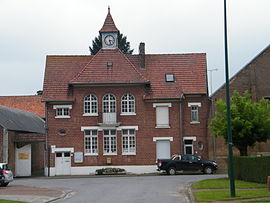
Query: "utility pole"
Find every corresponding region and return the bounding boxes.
[208,68,218,95]
[223,0,236,197]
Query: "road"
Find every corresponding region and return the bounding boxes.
[14,174,226,203]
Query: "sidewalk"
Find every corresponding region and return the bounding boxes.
[0,185,67,203]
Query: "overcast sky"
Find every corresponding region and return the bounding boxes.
[0,0,269,96]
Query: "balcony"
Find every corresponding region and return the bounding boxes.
[99,112,120,127]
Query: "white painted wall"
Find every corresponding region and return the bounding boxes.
[48,165,157,176]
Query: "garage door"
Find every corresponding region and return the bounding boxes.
[156,140,171,160]
[15,144,31,176]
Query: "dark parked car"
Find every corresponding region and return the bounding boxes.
[157,154,218,175]
[0,163,13,186]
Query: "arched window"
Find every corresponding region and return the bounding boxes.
[103,94,116,113]
[84,94,98,115]
[121,93,135,114]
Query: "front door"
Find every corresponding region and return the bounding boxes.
[156,140,171,160]
[55,152,71,175]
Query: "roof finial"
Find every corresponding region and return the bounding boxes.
[108,6,110,14]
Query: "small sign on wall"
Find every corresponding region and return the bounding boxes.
[18,153,30,159]
[74,152,83,163]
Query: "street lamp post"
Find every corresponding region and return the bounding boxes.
[223,0,236,197]
[208,68,218,95]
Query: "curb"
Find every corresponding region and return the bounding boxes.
[187,183,196,203]
[47,190,74,203]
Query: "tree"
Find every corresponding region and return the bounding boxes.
[210,91,270,156]
[89,33,134,55]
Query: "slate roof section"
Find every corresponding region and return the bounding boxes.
[42,52,207,101]
[70,49,148,85]
[99,8,119,33]
[0,105,45,134]
[0,95,45,118]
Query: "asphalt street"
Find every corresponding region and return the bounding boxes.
[13,174,226,203]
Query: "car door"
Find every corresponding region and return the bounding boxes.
[180,155,191,170]
[188,155,202,170]
[172,155,184,170]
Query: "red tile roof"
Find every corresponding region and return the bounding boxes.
[0,95,45,118]
[42,52,207,101]
[42,55,92,101]
[70,49,148,85]
[99,8,119,33]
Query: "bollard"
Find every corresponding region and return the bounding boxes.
[268,176,270,191]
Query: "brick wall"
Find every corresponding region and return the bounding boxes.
[47,85,210,168]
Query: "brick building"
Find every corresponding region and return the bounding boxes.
[209,44,270,172]
[42,9,210,176]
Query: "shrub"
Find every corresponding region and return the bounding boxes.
[95,168,126,175]
[233,156,270,183]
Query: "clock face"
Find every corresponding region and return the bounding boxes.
[104,35,115,46]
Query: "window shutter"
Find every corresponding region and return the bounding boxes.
[156,106,169,127]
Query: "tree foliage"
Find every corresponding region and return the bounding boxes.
[210,91,270,156]
[89,33,133,55]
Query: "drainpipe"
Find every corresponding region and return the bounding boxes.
[45,103,50,176]
[179,94,185,154]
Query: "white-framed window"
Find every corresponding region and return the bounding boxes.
[84,130,98,155]
[122,129,136,155]
[121,93,135,115]
[103,129,117,155]
[103,94,116,113]
[84,94,98,116]
[153,103,172,128]
[188,102,201,123]
[53,105,72,118]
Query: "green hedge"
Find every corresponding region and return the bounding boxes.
[233,156,270,184]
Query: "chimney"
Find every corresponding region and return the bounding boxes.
[139,42,145,69]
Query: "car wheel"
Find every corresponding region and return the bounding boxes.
[204,166,213,174]
[0,182,9,187]
[167,167,176,175]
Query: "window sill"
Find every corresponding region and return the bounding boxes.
[84,153,98,156]
[55,116,70,119]
[122,152,136,156]
[83,113,98,117]
[103,153,117,156]
[190,121,200,124]
[155,125,170,129]
[120,113,136,116]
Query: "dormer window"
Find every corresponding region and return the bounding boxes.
[165,74,175,82]
[107,62,113,68]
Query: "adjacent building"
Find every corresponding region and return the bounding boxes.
[0,105,45,176]
[42,9,210,175]
[209,44,270,171]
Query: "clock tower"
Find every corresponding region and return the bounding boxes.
[99,7,119,49]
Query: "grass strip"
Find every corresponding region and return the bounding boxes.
[194,190,270,202]
[192,178,266,189]
[0,200,26,203]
